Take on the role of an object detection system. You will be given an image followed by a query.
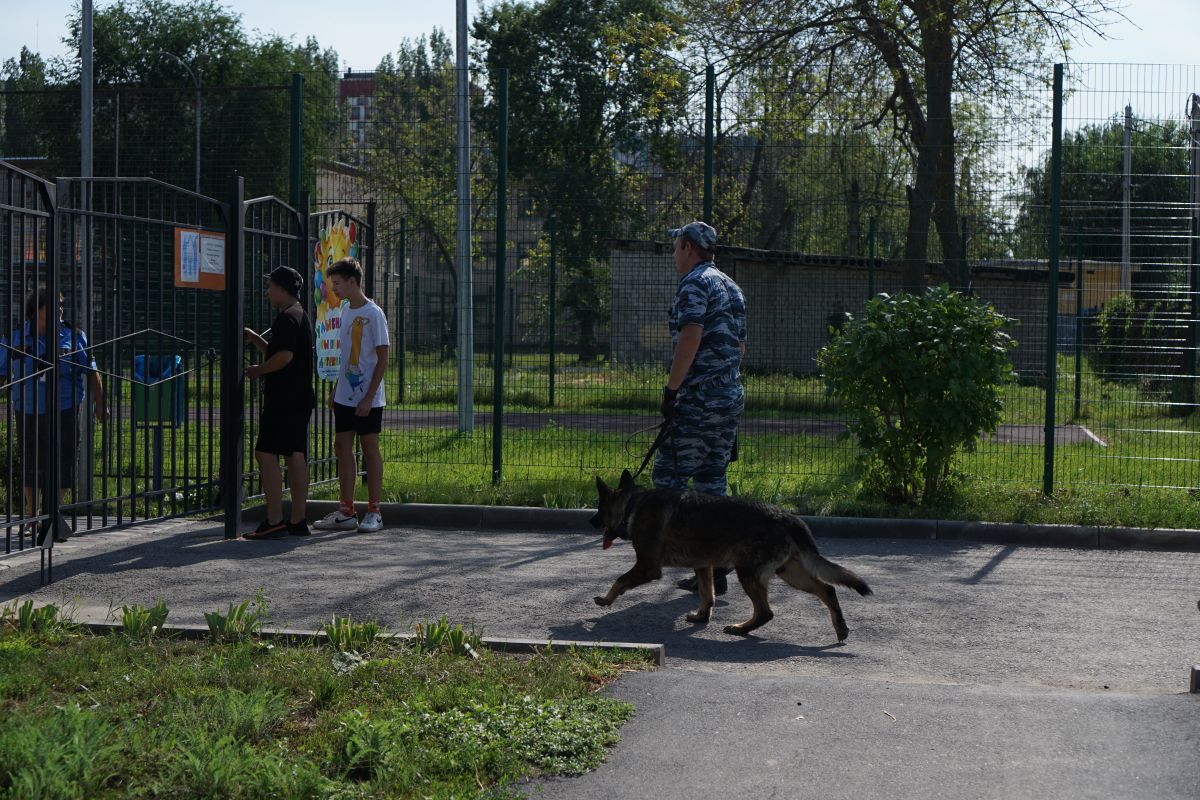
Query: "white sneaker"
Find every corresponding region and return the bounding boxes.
[358,511,384,532]
[314,509,358,531]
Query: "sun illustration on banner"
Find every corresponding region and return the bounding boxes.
[312,217,359,381]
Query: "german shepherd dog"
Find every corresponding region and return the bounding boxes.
[590,470,872,639]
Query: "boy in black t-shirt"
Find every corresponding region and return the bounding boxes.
[242,266,315,539]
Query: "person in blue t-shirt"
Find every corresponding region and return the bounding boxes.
[0,288,106,543]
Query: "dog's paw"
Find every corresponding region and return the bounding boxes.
[593,596,612,607]
[685,610,711,624]
[723,624,752,636]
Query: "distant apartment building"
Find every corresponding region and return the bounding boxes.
[339,69,375,155]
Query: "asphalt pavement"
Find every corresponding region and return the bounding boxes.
[2,519,1197,798]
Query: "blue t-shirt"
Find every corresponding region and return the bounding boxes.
[0,321,97,414]
[670,260,747,390]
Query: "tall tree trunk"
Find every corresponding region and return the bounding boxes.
[920,0,961,289]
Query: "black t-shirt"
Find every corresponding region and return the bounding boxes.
[263,303,314,414]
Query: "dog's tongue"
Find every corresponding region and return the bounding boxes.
[602,528,614,549]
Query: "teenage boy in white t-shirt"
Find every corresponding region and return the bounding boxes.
[314,257,391,533]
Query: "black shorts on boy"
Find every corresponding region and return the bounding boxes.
[333,402,383,436]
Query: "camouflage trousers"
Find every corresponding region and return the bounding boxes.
[652,386,744,497]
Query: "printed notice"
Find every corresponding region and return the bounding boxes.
[200,235,225,274]
[174,228,226,290]
[179,230,200,283]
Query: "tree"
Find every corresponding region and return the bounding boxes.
[0,48,49,163]
[20,0,341,199]
[364,31,500,358]
[474,0,687,362]
[1014,116,1192,264]
[698,0,1122,290]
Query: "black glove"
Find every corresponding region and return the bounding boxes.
[660,386,679,421]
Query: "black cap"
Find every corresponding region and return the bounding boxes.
[266,266,303,298]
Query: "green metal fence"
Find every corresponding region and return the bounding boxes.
[304,60,1200,510]
[8,60,1200,513]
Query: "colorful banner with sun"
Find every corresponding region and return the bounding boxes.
[312,217,359,381]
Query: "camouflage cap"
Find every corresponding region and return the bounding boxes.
[668,221,717,251]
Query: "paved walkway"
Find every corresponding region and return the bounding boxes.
[2,519,1197,798]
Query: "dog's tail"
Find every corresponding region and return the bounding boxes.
[785,519,873,596]
[796,551,873,596]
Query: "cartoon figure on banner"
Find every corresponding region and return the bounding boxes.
[312,218,359,380]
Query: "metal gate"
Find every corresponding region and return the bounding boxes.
[1,162,374,584]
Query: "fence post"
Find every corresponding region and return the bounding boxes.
[46,181,65,582]
[703,64,714,224]
[548,216,556,407]
[365,201,377,297]
[1043,63,1064,496]
[867,217,877,299]
[414,275,421,352]
[290,73,304,208]
[1189,94,1200,414]
[493,68,508,485]
[222,175,246,537]
[397,218,406,402]
[1074,229,1084,419]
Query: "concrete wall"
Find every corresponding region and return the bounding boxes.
[609,240,1057,378]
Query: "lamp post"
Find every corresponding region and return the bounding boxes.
[160,51,200,193]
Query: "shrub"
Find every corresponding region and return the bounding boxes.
[818,286,1015,504]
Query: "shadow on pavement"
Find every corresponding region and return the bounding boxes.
[549,595,857,664]
[0,524,362,603]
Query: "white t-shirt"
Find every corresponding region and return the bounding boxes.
[333,299,390,408]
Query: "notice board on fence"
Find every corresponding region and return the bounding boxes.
[174,228,226,290]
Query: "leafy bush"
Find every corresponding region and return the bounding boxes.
[818,286,1015,504]
[1092,289,1191,410]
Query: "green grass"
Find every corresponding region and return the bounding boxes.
[304,421,1200,530]
[8,352,1200,530]
[0,604,648,799]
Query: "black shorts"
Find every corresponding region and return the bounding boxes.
[333,403,383,436]
[255,409,311,456]
[17,410,80,489]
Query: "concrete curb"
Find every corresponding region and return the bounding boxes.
[76,621,666,666]
[246,500,1200,553]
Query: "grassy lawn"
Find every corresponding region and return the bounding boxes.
[6,353,1200,529]
[0,600,649,800]
[311,423,1200,530]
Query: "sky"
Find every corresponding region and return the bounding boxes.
[1,0,1198,74]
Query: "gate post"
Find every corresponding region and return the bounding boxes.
[290,73,304,209]
[221,176,246,538]
[365,201,377,297]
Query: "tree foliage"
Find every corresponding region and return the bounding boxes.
[819,287,1015,504]
[692,0,1123,289]
[1014,116,1191,263]
[2,0,341,199]
[473,0,688,361]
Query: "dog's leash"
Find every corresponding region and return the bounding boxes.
[630,419,673,480]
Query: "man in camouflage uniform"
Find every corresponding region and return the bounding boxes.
[655,221,747,595]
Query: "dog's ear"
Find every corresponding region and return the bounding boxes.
[619,469,635,490]
[595,475,610,497]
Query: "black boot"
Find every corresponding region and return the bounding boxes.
[676,569,729,596]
